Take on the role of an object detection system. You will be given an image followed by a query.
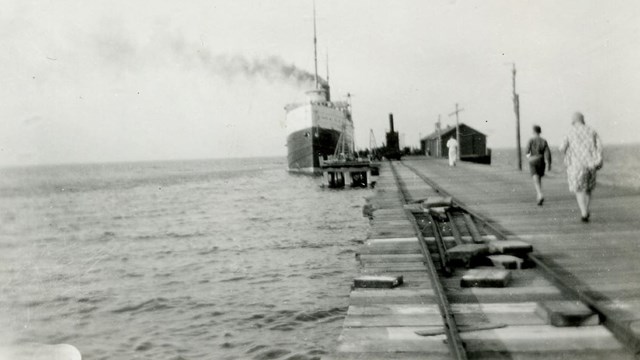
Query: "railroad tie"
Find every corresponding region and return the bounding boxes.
[353,275,404,289]
[535,301,600,327]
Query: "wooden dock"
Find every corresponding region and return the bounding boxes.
[402,157,640,353]
[325,158,639,360]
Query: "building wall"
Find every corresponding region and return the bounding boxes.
[422,125,487,158]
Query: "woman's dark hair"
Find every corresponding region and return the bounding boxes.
[533,125,541,134]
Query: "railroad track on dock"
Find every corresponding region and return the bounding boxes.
[385,160,637,360]
[388,162,469,360]
[397,160,640,358]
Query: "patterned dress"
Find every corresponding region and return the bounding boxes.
[560,124,603,193]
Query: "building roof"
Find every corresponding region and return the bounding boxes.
[421,123,486,141]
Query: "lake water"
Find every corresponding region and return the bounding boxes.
[0,158,371,360]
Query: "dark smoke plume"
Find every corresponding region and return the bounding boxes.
[195,50,326,88]
[93,29,325,89]
[168,35,326,88]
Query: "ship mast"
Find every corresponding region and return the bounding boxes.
[326,49,329,87]
[313,0,319,89]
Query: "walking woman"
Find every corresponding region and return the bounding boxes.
[526,125,552,205]
[560,112,603,222]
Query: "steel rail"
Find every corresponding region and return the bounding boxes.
[446,212,464,246]
[388,161,468,360]
[400,160,640,357]
[425,212,452,276]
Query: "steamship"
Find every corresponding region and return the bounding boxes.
[284,3,354,174]
[285,85,354,174]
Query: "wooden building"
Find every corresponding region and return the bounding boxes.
[420,123,491,164]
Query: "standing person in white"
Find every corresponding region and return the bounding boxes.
[446,136,458,166]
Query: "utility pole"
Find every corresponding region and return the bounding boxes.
[511,63,522,171]
[436,114,442,157]
[449,103,464,159]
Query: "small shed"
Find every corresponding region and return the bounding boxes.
[420,123,491,164]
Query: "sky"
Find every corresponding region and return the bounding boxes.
[1,0,639,166]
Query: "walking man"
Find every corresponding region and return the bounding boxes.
[560,112,603,222]
[526,125,551,206]
[446,136,458,167]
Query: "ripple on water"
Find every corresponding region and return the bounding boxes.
[285,354,322,360]
[268,322,297,331]
[134,341,153,352]
[246,344,268,354]
[237,307,346,335]
[294,307,345,322]
[253,348,291,360]
[110,298,172,314]
[77,296,103,304]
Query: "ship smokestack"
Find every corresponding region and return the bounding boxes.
[389,113,395,133]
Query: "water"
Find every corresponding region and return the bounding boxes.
[492,143,640,189]
[2,144,638,360]
[0,157,372,360]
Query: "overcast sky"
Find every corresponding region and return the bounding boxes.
[1,0,639,166]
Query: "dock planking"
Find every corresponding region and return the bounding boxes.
[326,162,632,360]
[402,157,640,355]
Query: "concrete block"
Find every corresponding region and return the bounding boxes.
[535,301,599,327]
[446,244,489,267]
[488,240,533,255]
[422,196,453,209]
[461,269,511,288]
[354,275,403,289]
[487,254,524,269]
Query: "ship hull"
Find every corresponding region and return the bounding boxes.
[287,127,342,174]
[285,101,353,174]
